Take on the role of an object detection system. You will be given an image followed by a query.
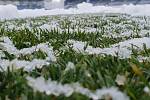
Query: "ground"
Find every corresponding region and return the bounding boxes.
[0,13,150,100]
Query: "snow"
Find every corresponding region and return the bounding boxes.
[0,37,56,72]
[1,2,150,19]
[65,62,75,71]
[44,0,64,9]
[0,4,18,19]
[26,76,129,100]
[68,37,150,58]
[144,86,150,93]
[0,59,50,72]
[137,56,150,62]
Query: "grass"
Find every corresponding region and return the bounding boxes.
[0,13,150,100]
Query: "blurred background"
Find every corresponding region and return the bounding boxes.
[0,0,150,9]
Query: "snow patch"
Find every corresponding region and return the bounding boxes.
[68,37,150,58]
[0,4,18,19]
[0,37,56,72]
[26,76,129,100]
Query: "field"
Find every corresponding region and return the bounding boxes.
[0,13,150,100]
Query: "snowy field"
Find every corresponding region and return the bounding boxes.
[0,2,150,100]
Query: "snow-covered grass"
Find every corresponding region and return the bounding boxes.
[0,13,150,100]
[67,37,150,58]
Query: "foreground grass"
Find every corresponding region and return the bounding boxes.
[0,14,150,100]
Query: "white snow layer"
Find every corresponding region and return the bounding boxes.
[68,37,150,58]
[1,2,150,19]
[0,37,56,72]
[26,76,129,100]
